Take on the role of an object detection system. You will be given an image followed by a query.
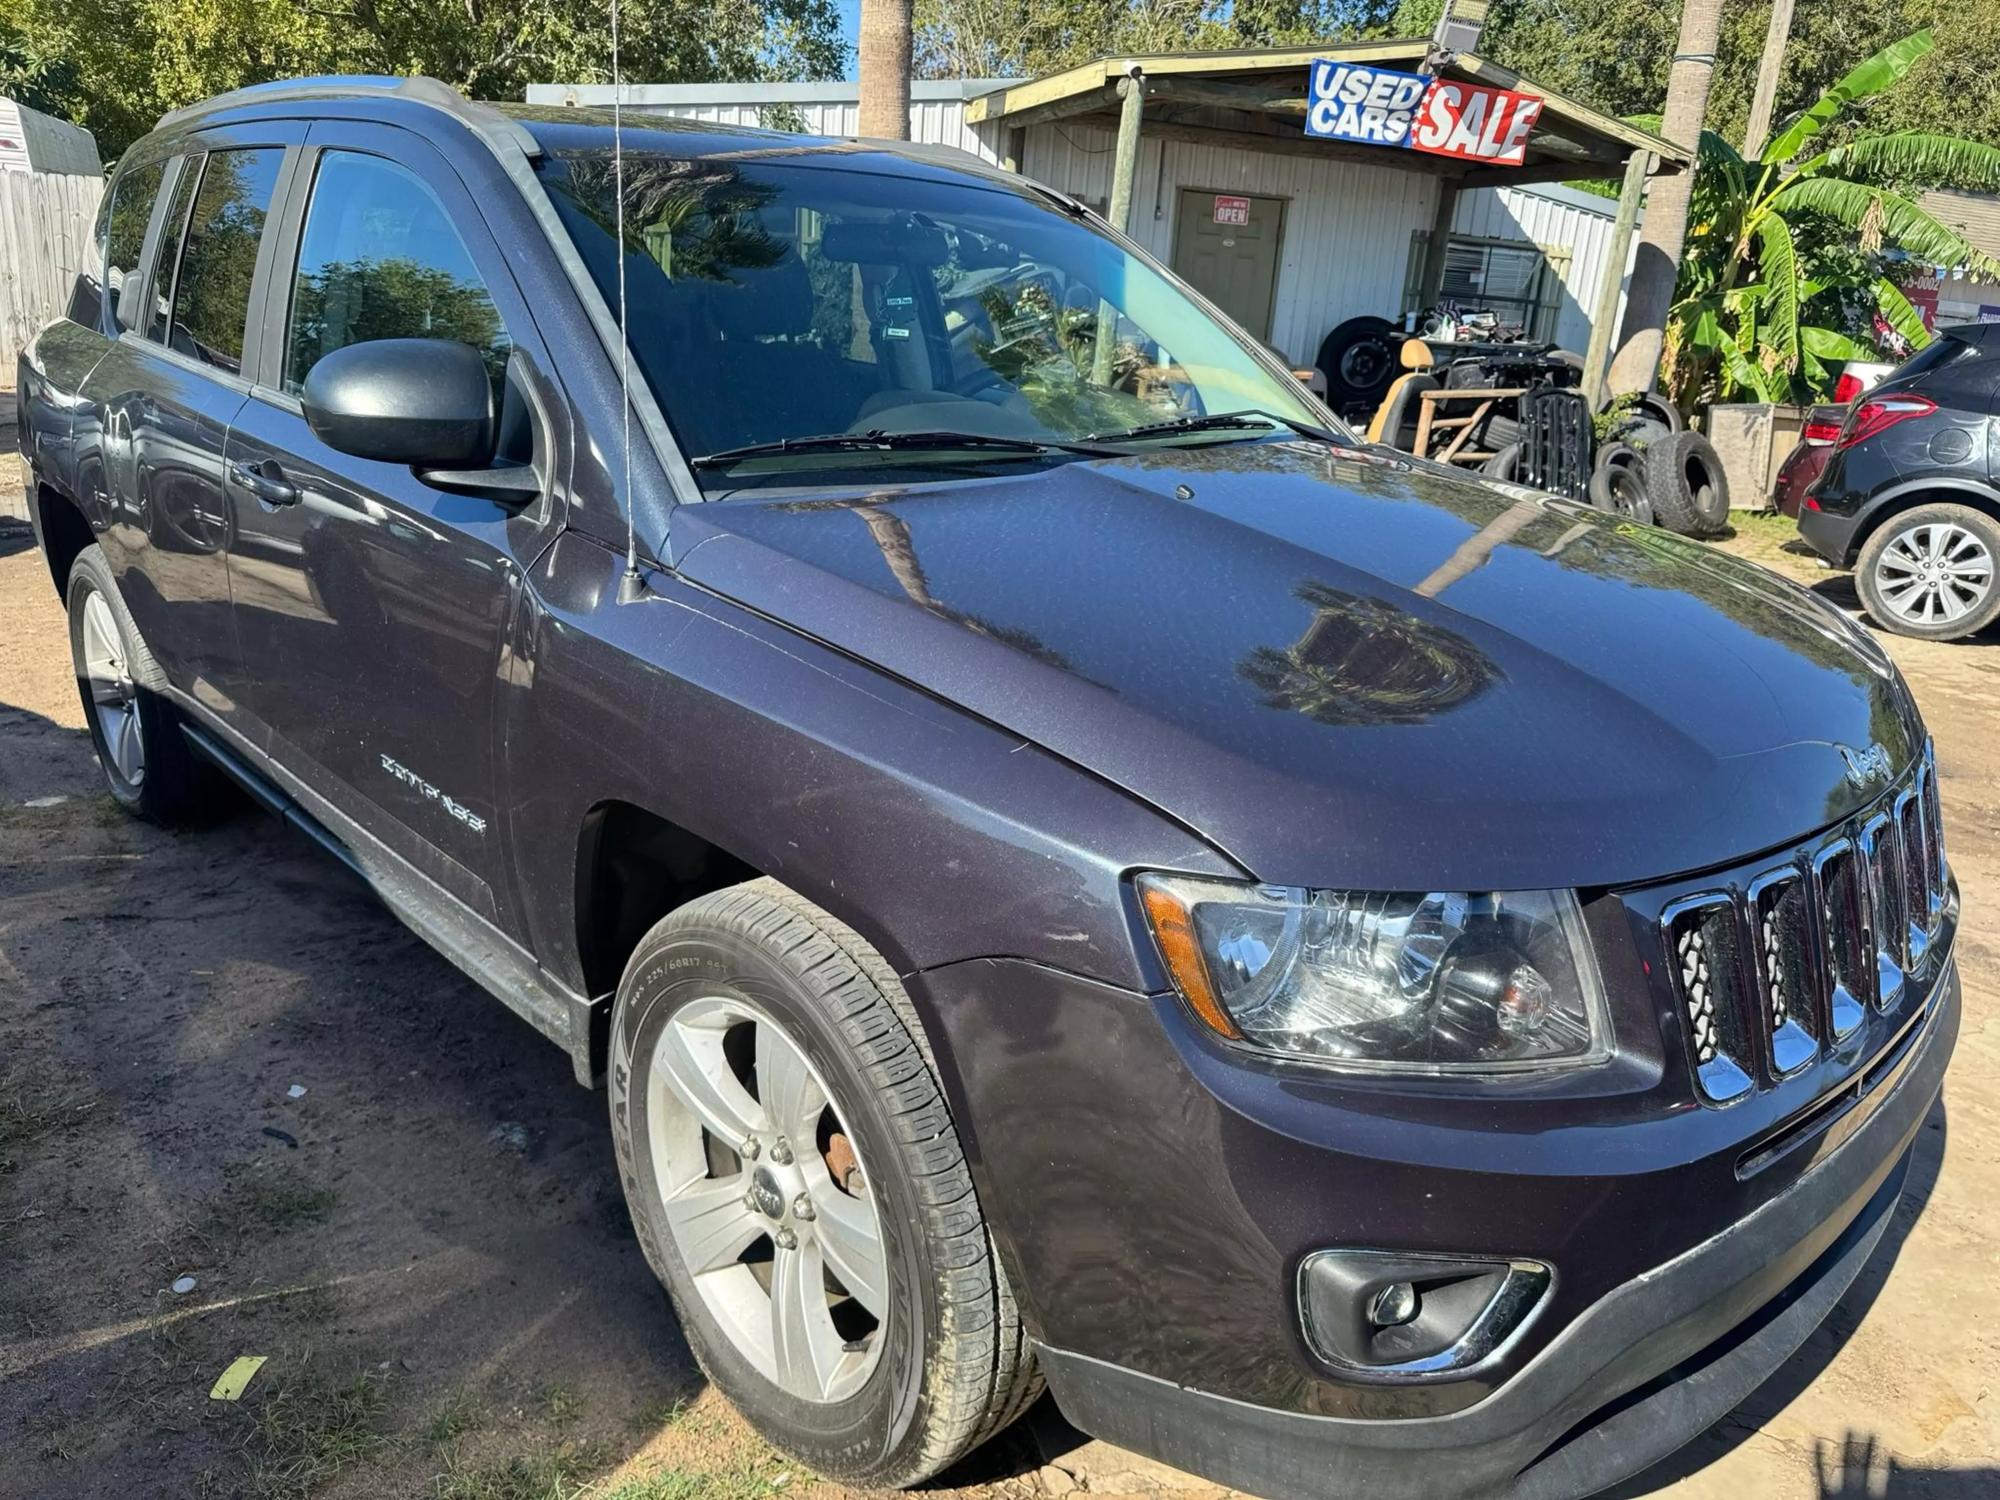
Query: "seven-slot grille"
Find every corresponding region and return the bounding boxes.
[1662,747,1947,1104]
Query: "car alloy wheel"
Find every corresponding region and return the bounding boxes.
[1874,520,1995,628]
[79,588,146,788]
[645,994,887,1405]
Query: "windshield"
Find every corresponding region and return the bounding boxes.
[537,150,1328,485]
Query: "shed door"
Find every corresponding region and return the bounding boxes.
[1170,189,1285,341]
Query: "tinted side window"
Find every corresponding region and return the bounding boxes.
[284,151,509,396]
[147,156,203,346]
[65,180,114,326]
[104,158,167,331]
[169,147,284,375]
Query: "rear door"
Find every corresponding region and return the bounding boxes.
[81,126,301,741]
[222,119,568,927]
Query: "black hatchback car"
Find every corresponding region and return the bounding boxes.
[17,77,1959,1500]
[1800,323,2000,639]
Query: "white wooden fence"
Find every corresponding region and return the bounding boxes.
[0,170,105,372]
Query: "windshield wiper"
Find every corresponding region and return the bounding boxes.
[691,428,1124,467]
[1086,409,1347,445]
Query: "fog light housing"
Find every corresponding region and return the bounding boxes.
[1299,1250,1552,1380]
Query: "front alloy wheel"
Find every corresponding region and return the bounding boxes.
[646,995,887,1405]
[1857,503,2000,641]
[609,879,1039,1488]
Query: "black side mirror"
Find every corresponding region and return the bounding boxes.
[301,339,495,470]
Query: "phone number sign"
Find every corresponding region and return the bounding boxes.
[1303,61,1544,165]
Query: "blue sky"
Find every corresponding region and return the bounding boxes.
[835,0,862,71]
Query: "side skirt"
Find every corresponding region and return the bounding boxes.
[176,707,605,1087]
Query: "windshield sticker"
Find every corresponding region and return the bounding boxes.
[379,753,488,835]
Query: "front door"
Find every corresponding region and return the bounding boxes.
[1170,189,1286,342]
[221,120,566,927]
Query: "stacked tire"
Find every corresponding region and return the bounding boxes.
[1637,431,1730,537]
[1593,399,1730,537]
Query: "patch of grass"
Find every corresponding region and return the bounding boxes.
[209,1165,338,1238]
[626,1394,690,1434]
[599,1456,787,1500]
[425,1390,486,1447]
[431,1441,608,1500]
[239,1370,390,1500]
[0,1072,99,1163]
[540,1382,583,1428]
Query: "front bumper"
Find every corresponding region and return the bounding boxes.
[915,951,1956,1500]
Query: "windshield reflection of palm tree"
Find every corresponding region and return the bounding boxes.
[1241,582,1499,727]
[851,504,1072,670]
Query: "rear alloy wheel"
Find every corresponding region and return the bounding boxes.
[66,543,222,823]
[1856,503,2000,641]
[609,879,1037,1487]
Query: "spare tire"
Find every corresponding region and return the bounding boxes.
[1316,316,1398,414]
[1482,442,1522,481]
[1589,444,1654,524]
[1642,431,1730,537]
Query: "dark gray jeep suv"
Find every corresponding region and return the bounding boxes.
[17,76,1960,1500]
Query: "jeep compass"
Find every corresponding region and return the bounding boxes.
[16,77,1958,1500]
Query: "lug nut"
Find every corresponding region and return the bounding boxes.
[739,1137,761,1161]
[775,1226,798,1251]
[792,1193,815,1222]
[769,1138,794,1166]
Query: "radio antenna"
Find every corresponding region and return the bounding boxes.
[612,0,642,603]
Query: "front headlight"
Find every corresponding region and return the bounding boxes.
[1137,875,1610,1073]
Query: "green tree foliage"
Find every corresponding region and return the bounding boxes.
[8,0,846,159]
[913,1,1401,79]
[1663,31,2000,407]
[1458,0,2000,152]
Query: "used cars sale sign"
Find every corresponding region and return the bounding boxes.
[1304,61,1544,165]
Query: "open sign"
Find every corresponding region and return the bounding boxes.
[1304,61,1543,166]
[1213,195,1250,226]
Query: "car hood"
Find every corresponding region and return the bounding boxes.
[671,441,1923,891]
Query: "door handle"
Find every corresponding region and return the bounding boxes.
[227,459,300,507]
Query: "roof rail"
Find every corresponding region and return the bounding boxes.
[153,74,541,157]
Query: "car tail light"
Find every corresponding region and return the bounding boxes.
[1837,395,1936,450]
[1801,418,1843,444]
[1832,371,1868,403]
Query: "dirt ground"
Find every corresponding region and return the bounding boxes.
[1,471,1996,1499]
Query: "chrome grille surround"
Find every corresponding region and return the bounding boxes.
[1657,745,1947,1106]
[1663,895,1755,1105]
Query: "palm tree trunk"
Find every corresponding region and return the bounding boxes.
[859,0,913,141]
[1607,0,1725,396]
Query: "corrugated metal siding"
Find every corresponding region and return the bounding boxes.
[620,97,999,161]
[1453,184,1622,355]
[538,83,1630,368]
[1023,120,1439,365]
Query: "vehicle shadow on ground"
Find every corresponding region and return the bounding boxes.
[1609,1095,1950,1497]
[0,517,40,562]
[0,721,710,1496]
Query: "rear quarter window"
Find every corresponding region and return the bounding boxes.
[104,158,167,331]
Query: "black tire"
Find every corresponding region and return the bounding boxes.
[1588,448,1655,525]
[1641,431,1730,537]
[1482,442,1522,480]
[1315,315,1398,413]
[608,878,1036,1488]
[1855,502,2000,641]
[66,543,221,823]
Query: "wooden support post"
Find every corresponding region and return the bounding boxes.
[1581,148,1650,408]
[1093,67,1146,385]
